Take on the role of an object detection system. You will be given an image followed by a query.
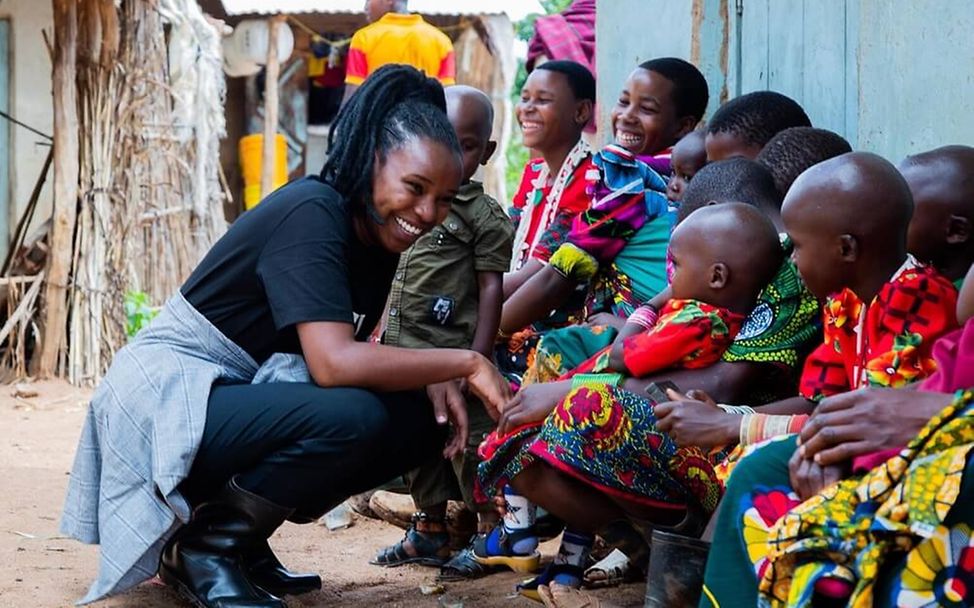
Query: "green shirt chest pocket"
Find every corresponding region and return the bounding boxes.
[426,216,474,254]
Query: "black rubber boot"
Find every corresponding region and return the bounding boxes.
[160,477,293,608]
[245,540,322,597]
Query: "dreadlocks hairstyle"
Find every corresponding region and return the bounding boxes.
[322,64,461,215]
[678,158,782,223]
[533,60,597,102]
[638,57,709,122]
[757,127,852,196]
[706,91,811,149]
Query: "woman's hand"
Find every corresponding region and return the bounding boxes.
[788,446,845,501]
[798,387,954,466]
[427,381,469,459]
[496,381,572,435]
[464,354,513,421]
[585,312,626,330]
[654,389,740,449]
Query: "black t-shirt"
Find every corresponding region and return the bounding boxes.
[181,176,399,363]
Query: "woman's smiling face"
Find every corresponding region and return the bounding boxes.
[611,68,690,156]
[515,68,589,154]
[368,137,461,253]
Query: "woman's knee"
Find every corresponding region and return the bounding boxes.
[297,386,392,449]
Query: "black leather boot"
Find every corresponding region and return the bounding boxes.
[245,540,322,597]
[160,477,294,608]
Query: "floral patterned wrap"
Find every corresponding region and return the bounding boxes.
[476,384,726,514]
[758,389,974,608]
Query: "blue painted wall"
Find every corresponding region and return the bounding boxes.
[596,0,974,159]
[594,0,693,138]
[855,0,974,160]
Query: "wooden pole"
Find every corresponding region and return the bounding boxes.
[37,0,80,378]
[260,15,285,198]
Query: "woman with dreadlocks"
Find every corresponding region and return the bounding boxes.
[60,65,511,608]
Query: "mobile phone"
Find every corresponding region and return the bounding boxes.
[645,380,681,404]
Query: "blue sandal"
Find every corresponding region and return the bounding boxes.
[469,525,541,573]
[370,513,451,568]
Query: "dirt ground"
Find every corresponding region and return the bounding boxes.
[0,380,646,607]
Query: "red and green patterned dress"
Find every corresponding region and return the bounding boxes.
[478,298,744,515]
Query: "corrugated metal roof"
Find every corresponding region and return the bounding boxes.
[221,0,542,19]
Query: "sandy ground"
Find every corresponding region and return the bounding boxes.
[0,380,646,607]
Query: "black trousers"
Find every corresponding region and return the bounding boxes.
[180,382,446,518]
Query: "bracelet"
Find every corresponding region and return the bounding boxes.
[571,373,624,389]
[627,305,659,330]
[739,414,810,445]
[717,403,756,415]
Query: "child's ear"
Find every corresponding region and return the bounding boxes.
[480,140,498,166]
[946,214,971,245]
[709,262,729,289]
[674,116,698,140]
[838,234,859,262]
[575,99,594,128]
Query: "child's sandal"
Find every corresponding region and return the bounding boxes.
[469,525,541,573]
[437,545,501,581]
[369,512,451,568]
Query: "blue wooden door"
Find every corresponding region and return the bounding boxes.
[0,19,9,263]
[734,0,857,139]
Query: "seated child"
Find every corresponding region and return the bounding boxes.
[665,129,707,202]
[473,203,784,598]
[499,58,710,340]
[697,151,961,608]
[900,144,974,286]
[370,85,515,568]
[527,159,783,388]
[704,91,811,161]
[756,126,852,197]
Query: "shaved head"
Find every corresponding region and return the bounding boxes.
[899,145,974,280]
[445,85,496,181]
[446,85,494,139]
[783,152,914,299]
[785,151,913,240]
[671,202,783,310]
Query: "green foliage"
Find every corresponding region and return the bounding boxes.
[504,0,573,198]
[125,291,159,339]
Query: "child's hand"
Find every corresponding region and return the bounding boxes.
[788,447,845,501]
[427,380,469,459]
[464,354,512,421]
[496,382,570,435]
[585,312,626,330]
[654,389,739,449]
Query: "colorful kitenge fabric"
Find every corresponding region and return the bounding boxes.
[521,323,617,387]
[799,257,958,401]
[585,213,673,319]
[524,299,743,385]
[508,142,594,271]
[621,299,745,378]
[562,144,670,268]
[477,384,726,513]
[499,148,671,385]
[757,389,974,608]
[481,301,741,511]
[722,237,822,402]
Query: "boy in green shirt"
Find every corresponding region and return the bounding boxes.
[372,85,513,567]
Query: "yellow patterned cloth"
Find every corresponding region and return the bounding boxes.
[758,389,974,607]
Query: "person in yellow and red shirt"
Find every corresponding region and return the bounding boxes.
[343,0,456,101]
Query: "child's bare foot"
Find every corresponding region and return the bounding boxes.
[538,583,623,608]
